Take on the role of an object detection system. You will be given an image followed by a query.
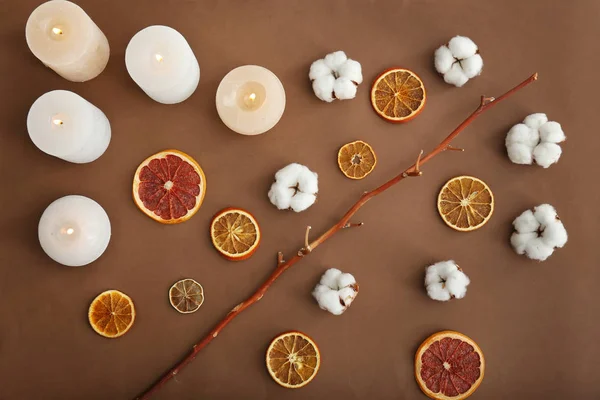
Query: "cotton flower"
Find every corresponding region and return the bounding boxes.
[506,113,566,168]
[434,36,483,87]
[309,51,363,102]
[312,268,359,315]
[268,163,318,212]
[511,204,567,261]
[424,260,470,301]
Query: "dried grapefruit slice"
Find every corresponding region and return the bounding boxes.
[266,331,320,389]
[210,208,260,261]
[169,278,204,314]
[437,176,494,232]
[337,140,377,179]
[132,149,206,224]
[371,68,426,123]
[415,330,485,400]
[88,290,135,338]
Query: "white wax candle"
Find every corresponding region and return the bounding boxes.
[216,65,286,135]
[38,195,111,267]
[27,90,111,163]
[125,25,200,104]
[26,0,110,82]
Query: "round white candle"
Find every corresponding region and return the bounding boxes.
[216,65,286,135]
[27,90,111,163]
[39,195,111,267]
[25,0,110,82]
[125,25,200,104]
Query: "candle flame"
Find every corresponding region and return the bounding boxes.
[52,27,63,35]
[66,228,74,235]
[249,93,256,102]
[52,119,63,126]
[155,54,164,62]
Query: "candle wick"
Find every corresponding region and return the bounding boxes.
[52,119,64,126]
[249,93,256,102]
[52,27,63,35]
[155,54,164,62]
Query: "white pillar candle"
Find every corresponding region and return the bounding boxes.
[25,0,109,82]
[39,195,111,267]
[27,90,111,163]
[125,25,200,104]
[216,65,286,135]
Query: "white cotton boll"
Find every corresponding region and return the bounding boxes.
[448,36,478,59]
[426,282,452,301]
[534,204,558,226]
[312,75,335,103]
[289,192,316,213]
[296,168,318,195]
[511,232,538,255]
[524,237,555,261]
[324,50,347,70]
[506,143,534,165]
[434,45,454,74]
[337,59,363,84]
[309,59,332,81]
[338,287,357,306]
[541,221,568,248]
[533,142,562,168]
[268,183,294,210]
[333,77,357,100]
[337,273,356,289]
[443,63,469,87]
[460,54,483,79]
[513,210,540,233]
[506,123,539,147]
[523,113,548,130]
[539,121,566,144]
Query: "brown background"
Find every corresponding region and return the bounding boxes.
[1,0,599,399]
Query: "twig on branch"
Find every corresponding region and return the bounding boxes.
[135,72,538,400]
[343,222,364,229]
[405,150,424,177]
[277,252,284,265]
[446,145,465,152]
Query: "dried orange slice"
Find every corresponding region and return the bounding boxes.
[371,68,426,123]
[415,330,485,400]
[210,207,260,261]
[337,140,377,179]
[169,278,204,314]
[266,331,320,389]
[437,176,494,232]
[88,290,135,338]
[133,149,206,224]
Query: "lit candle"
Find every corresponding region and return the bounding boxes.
[25,0,110,82]
[27,90,111,163]
[216,65,286,135]
[38,195,111,267]
[125,25,200,104]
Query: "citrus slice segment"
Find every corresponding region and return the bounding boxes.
[437,176,494,232]
[133,149,206,224]
[337,140,377,179]
[371,68,426,123]
[88,290,135,338]
[210,208,260,261]
[415,330,485,400]
[169,278,204,314]
[266,331,320,389]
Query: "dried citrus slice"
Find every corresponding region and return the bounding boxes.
[415,330,485,400]
[210,207,260,261]
[371,68,426,123]
[132,149,206,224]
[337,140,377,179]
[437,176,494,232]
[169,278,204,314]
[88,290,135,338]
[266,331,320,389]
